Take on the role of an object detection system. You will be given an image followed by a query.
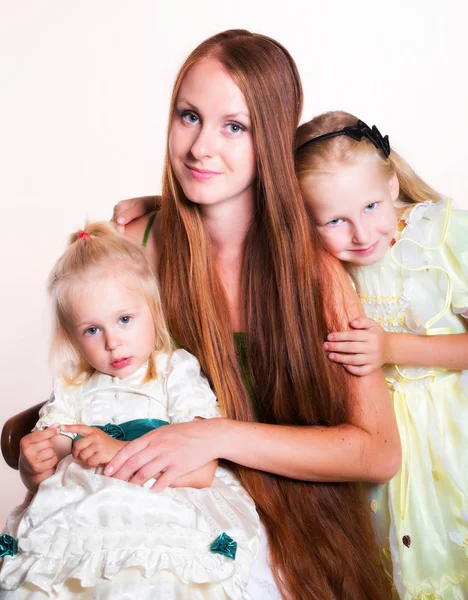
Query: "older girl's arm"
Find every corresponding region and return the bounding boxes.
[385,330,468,370]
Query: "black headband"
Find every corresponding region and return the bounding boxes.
[295,119,390,158]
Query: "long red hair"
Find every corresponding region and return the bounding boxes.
[159,30,391,599]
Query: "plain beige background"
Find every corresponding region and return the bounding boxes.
[1,0,467,524]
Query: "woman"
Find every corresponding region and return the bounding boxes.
[65,30,401,599]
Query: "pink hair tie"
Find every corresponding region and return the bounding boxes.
[78,231,90,239]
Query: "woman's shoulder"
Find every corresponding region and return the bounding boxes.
[125,211,161,264]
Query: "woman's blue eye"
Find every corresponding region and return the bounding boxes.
[85,327,99,336]
[119,316,132,325]
[365,202,377,211]
[182,111,199,124]
[227,122,245,134]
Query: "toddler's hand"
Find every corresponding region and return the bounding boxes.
[19,425,61,475]
[62,425,127,467]
[324,317,389,376]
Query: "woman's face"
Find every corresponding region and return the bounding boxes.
[169,58,256,209]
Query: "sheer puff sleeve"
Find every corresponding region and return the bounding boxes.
[33,377,79,439]
[392,198,468,333]
[165,349,220,424]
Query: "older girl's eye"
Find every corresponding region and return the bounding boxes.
[119,316,132,325]
[181,110,200,125]
[365,202,377,212]
[327,218,343,227]
[85,326,100,336]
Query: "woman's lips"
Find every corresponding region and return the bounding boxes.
[110,357,132,369]
[185,165,222,181]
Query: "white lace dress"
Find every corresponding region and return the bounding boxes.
[0,350,264,599]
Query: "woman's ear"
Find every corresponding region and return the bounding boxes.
[388,172,400,202]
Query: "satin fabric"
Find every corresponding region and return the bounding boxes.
[0,350,262,598]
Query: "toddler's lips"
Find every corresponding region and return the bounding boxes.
[110,357,131,369]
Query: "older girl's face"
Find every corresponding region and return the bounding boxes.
[169,59,256,209]
[306,160,399,266]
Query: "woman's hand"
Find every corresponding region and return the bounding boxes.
[104,419,224,492]
[62,425,128,467]
[111,196,158,233]
[324,317,390,376]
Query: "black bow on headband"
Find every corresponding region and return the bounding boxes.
[295,119,391,158]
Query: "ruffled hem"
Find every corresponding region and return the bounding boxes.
[401,570,468,600]
[0,460,259,597]
[1,536,249,595]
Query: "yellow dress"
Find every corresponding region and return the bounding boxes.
[349,198,468,599]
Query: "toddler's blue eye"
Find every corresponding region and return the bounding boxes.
[119,316,132,325]
[85,327,99,336]
[366,202,377,211]
[328,218,343,226]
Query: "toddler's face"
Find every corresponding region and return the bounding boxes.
[70,277,155,379]
[305,160,399,266]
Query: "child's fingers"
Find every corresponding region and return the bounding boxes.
[326,330,370,343]
[72,436,95,460]
[85,452,103,468]
[21,427,60,447]
[36,447,57,463]
[35,455,59,473]
[349,317,376,329]
[22,437,55,455]
[328,353,370,366]
[344,364,374,376]
[62,424,95,436]
[324,341,368,354]
[74,442,96,462]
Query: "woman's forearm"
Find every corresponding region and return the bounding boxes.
[387,332,468,370]
[215,418,400,485]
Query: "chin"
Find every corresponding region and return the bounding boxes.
[182,188,222,206]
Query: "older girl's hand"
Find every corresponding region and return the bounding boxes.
[111,196,158,232]
[104,418,225,492]
[324,317,391,376]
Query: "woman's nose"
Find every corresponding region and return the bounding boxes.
[190,125,217,160]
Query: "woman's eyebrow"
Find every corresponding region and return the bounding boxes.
[176,97,249,121]
[222,111,250,121]
[176,97,196,109]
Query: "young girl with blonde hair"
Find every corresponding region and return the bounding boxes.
[0,222,260,599]
[295,110,468,599]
